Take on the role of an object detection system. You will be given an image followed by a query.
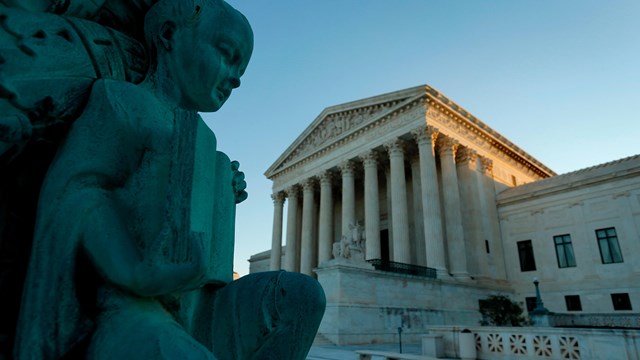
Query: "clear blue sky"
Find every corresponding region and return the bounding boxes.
[203,1,640,276]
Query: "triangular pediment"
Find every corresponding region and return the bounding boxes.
[265,85,426,178]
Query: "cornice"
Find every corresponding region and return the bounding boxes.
[497,154,640,206]
[424,85,555,179]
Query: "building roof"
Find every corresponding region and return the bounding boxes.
[497,154,640,205]
[265,84,555,181]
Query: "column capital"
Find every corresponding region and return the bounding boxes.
[338,160,355,175]
[456,146,478,165]
[479,156,494,174]
[271,191,285,205]
[285,185,300,198]
[360,150,379,167]
[384,138,406,156]
[302,178,316,192]
[318,170,334,186]
[412,125,440,146]
[436,135,459,157]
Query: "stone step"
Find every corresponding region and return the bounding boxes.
[312,332,335,346]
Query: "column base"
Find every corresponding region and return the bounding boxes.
[435,268,450,278]
[450,272,472,280]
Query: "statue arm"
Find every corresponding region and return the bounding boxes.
[61,81,207,297]
[78,189,207,297]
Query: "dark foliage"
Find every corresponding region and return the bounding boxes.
[479,295,531,326]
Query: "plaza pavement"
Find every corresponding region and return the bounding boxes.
[306,343,422,360]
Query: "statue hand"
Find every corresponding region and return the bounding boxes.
[133,232,208,296]
[231,160,248,204]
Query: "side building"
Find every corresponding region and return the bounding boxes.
[249,84,640,344]
[499,155,640,315]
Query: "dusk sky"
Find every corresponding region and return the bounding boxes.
[203,1,640,276]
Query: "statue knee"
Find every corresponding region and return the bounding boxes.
[274,272,326,324]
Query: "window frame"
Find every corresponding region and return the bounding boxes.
[596,227,623,264]
[564,295,582,311]
[517,240,537,272]
[554,234,576,268]
[611,293,632,311]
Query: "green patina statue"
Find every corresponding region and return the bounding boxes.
[0,1,325,359]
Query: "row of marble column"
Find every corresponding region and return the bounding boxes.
[270,125,499,278]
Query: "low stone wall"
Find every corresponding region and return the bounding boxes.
[315,262,511,345]
[428,325,640,360]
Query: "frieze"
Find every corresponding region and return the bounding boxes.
[271,95,425,186]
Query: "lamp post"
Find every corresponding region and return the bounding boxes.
[532,277,550,315]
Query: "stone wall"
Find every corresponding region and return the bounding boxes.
[315,263,512,345]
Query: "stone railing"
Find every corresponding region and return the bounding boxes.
[427,325,640,360]
[545,313,640,329]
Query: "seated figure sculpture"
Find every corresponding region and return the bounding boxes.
[13,0,325,359]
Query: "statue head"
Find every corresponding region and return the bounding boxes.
[145,0,253,112]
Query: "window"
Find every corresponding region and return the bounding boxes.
[485,240,490,254]
[554,234,576,268]
[565,295,582,311]
[517,240,536,272]
[596,227,623,264]
[525,297,537,312]
[611,293,632,311]
[511,175,518,186]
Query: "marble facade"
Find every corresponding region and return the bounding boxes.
[262,85,552,278]
[251,84,640,344]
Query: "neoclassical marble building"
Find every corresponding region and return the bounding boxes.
[263,85,553,276]
[251,85,640,344]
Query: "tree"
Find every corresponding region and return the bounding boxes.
[479,295,531,326]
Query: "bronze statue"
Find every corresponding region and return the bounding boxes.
[1,1,325,359]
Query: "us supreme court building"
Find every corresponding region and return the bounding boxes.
[249,85,640,345]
